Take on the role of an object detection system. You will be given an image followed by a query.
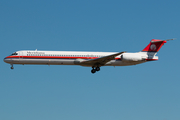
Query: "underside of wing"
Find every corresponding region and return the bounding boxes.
[80,51,125,67]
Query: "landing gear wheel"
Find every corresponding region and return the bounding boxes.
[91,69,96,74]
[96,67,100,71]
[91,66,101,73]
[10,65,14,69]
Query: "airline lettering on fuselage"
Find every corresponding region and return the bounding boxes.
[27,51,45,55]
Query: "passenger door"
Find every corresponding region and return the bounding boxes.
[19,51,23,59]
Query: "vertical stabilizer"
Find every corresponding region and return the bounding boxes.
[140,39,174,61]
[142,39,167,52]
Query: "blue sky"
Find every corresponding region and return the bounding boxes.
[0,0,180,120]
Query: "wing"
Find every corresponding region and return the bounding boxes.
[80,51,126,67]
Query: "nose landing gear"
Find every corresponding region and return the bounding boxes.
[91,67,100,74]
[10,64,14,69]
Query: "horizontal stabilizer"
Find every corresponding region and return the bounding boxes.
[151,38,175,43]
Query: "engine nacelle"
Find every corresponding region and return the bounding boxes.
[121,53,143,62]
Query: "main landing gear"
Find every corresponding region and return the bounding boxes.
[10,64,14,69]
[91,67,100,74]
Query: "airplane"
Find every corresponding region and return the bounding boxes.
[4,39,174,73]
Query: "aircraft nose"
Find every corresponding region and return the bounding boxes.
[4,57,7,63]
[3,57,11,63]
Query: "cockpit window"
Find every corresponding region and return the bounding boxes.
[11,52,18,56]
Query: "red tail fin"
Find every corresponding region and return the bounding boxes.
[142,39,167,52]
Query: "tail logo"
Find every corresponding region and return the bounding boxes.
[150,44,156,51]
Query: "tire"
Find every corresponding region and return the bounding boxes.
[96,67,100,71]
[91,69,96,73]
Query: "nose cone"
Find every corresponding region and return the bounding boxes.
[4,57,8,63]
[3,57,11,63]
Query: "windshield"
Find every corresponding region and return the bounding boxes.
[11,52,18,56]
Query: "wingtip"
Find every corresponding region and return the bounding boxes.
[120,51,126,54]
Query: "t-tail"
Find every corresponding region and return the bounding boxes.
[143,39,167,52]
[140,39,175,61]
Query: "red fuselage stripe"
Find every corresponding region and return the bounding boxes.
[6,56,121,60]
[6,56,157,61]
[145,59,158,61]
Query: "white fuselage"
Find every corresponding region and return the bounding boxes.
[4,39,171,73]
[4,50,155,67]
